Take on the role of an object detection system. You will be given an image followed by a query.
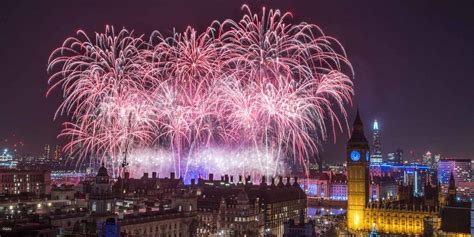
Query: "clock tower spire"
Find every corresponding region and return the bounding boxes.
[348,109,368,145]
[347,109,370,231]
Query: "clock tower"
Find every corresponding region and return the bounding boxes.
[347,110,370,231]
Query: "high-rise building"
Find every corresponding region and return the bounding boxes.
[433,154,441,168]
[386,152,395,164]
[44,144,50,160]
[394,148,403,164]
[0,148,17,168]
[422,151,433,167]
[370,120,383,164]
[54,145,62,160]
[422,151,431,165]
[438,158,472,184]
[386,148,403,164]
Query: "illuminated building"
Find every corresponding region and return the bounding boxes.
[438,158,472,184]
[43,144,51,161]
[327,163,346,174]
[0,149,16,169]
[88,164,115,215]
[54,145,62,160]
[369,176,397,201]
[330,173,348,201]
[422,151,433,167]
[120,209,197,237]
[196,174,306,237]
[457,181,474,200]
[369,165,382,178]
[370,120,383,164]
[472,202,474,236]
[119,185,198,237]
[386,152,395,164]
[346,111,439,235]
[87,166,198,236]
[402,168,427,197]
[300,172,330,199]
[196,176,264,236]
[0,169,51,195]
[300,172,348,201]
[386,148,403,165]
[438,158,472,200]
[433,154,441,169]
[250,176,307,237]
[346,110,370,231]
[301,172,397,202]
[367,163,431,196]
[436,174,471,236]
[113,171,184,197]
[422,151,441,169]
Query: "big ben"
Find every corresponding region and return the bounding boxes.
[346,110,370,231]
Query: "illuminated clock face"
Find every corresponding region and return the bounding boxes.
[350,150,360,161]
[366,151,370,161]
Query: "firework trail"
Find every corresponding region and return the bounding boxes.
[48,5,354,179]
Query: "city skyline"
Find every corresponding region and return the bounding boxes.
[0,2,473,236]
[0,1,473,162]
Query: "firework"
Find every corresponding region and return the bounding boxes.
[48,5,354,179]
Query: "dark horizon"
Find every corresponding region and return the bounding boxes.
[1,0,473,162]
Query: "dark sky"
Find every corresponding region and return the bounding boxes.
[0,0,473,162]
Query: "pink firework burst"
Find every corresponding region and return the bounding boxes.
[48,5,354,178]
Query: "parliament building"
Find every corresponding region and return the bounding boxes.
[346,111,446,236]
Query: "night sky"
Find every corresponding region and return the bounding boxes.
[0,0,473,162]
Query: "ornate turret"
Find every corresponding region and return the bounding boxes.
[447,172,457,205]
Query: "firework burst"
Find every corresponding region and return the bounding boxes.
[48,5,354,179]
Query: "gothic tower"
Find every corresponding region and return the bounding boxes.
[447,172,457,205]
[347,110,370,231]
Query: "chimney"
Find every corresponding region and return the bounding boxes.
[278,176,284,187]
[230,176,234,183]
[224,175,229,183]
[152,172,157,179]
[143,173,149,179]
[261,176,267,186]
[124,172,130,179]
[293,177,299,187]
[221,176,224,182]
[238,175,243,183]
[247,175,251,184]
[286,177,291,186]
[271,177,275,186]
[209,173,214,181]
[170,172,175,180]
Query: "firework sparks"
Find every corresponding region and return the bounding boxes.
[48,5,354,179]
